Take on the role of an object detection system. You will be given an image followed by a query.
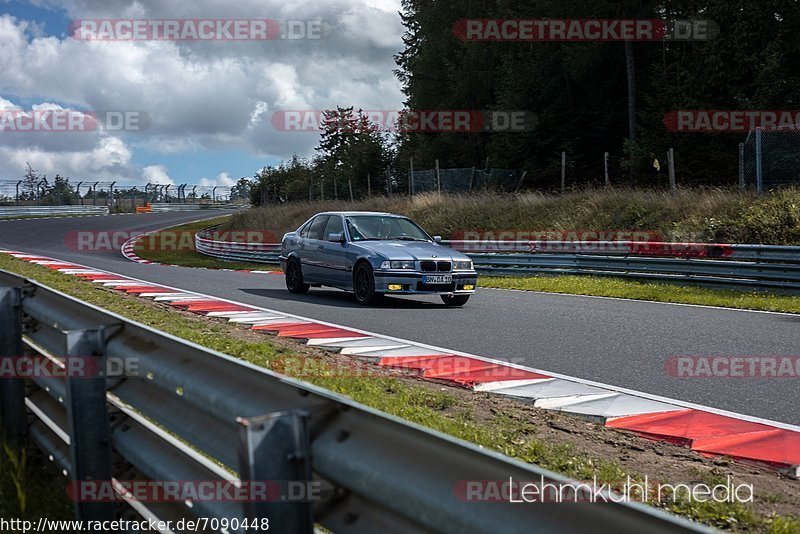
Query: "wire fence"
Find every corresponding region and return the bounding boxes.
[741,127,800,193]
[0,181,239,211]
[410,167,523,194]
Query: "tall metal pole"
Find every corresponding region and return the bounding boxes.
[755,128,763,195]
[667,149,676,191]
[435,159,441,193]
[409,157,414,195]
[738,142,745,193]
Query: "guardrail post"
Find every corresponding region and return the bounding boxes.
[237,410,313,534]
[64,328,114,521]
[0,287,26,450]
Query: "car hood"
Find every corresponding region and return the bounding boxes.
[357,241,469,261]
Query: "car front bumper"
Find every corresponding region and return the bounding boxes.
[373,270,478,295]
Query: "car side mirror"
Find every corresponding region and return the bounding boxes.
[328,232,345,243]
[433,236,442,244]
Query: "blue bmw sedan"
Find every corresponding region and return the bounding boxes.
[279,211,478,305]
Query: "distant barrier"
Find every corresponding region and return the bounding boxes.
[194,227,800,293]
[0,205,109,217]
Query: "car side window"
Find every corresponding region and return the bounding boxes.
[299,221,311,238]
[323,215,344,239]
[306,216,329,240]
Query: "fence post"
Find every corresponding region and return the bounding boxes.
[409,157,414,195]
[386,167,392,197]
[738,142,745,192]
[604,152,610,187]
[435,159,441,193]
[515,171,527,192]
[367,173,371,197]
[561,152,566,194]
[0,287,26,451]
[237,410,313,534]
[667,148,676,191]
[63,328,114,521]
[348,178,354,202]
[755,128,763,195]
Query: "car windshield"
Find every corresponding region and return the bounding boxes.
[345,216,431,242]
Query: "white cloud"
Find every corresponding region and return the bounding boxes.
[199,172,236,187]
[0,0,405,180]
[142,164,174,185]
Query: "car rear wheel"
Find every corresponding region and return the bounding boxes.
[441,294,470,307]
[353,263,381,305]
[285,259,310,294]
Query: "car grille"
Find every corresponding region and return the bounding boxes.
[420,261,451,272]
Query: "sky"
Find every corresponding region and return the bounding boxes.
[0,0,405,186]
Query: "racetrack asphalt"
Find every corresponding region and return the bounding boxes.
[1,211,798,425]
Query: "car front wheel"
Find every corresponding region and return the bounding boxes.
[285,259,310,294]
[441,294,470,307]
[353,263,381,305]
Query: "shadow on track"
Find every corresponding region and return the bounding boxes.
[239,288,456,310]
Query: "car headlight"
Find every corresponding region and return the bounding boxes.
[380,260,416,270]
[453,260,473,271]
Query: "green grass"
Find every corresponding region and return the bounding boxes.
[0,253,797,531]
[479,274,800,314]
[225,187,800,246]
[0,442,73,521]
[132,216,279,270]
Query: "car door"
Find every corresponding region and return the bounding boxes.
[298,215,329,280]
[318,214,348,286]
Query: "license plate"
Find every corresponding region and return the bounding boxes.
[423,275,452,285]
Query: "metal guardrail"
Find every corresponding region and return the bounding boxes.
[0,270,699,533]
[149,203,242,213]
[194,227,800,293]
[195,226,282,263]
[0,205,109,217]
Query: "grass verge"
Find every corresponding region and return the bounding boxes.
[131,216,279,271]
[480,275,800,314]
[0,442,73,521]
[225,187,800,245]
[0,253,798,531]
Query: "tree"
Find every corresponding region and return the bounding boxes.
[42,175,76,205]
[314,108,392,199]
[231,177,253,202]
[20,163,40,201]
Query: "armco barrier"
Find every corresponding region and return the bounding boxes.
[149,203,244,212]
[0,269,701,532]
[195,226,282,263]
[0,205,109,217]
[193,227,800,293]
